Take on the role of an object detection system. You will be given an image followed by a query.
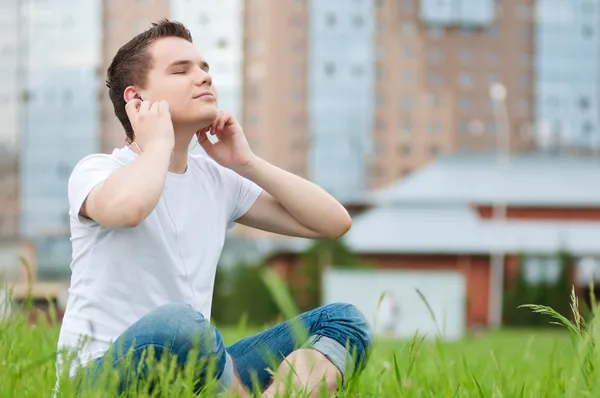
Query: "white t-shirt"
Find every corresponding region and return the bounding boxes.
[55,146,262,379]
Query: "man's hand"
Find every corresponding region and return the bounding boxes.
[79,99,175,228]
[127,99,175,151]
[196,111,255,173]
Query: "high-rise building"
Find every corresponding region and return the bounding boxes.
[368,0,536,188]
[2,0,104,278]
[241,0,538,196]
[534,0,600,152]
[0,0,20,243]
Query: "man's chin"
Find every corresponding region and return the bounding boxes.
[176,110,218,130]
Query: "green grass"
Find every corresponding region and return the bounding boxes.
[0,313,579,397]
[2,275,600,397]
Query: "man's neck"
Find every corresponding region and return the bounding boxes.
[129,129,195,175]
[170,131,194,174]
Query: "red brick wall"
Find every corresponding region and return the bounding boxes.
[476,206,600,221]
[267,253,492,327]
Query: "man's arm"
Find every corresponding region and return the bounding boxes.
[81,100,175,228]
[235,157,352,240]
[81,142,172,228]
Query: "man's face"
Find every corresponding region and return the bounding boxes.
[139,37,218,130]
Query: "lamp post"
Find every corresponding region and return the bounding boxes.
[488,82,510,328]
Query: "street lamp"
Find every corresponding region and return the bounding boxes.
[488,82,510,328]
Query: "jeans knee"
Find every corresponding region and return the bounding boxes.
[143,302,227,377]
[322,303,374,361]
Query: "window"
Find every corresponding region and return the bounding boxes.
[291,114,305,127]
[429,120,442,134]
[523,257,560,285]
[290,90,303,103]
[428,73,442,88]
[376,65,384,80]
[459,48,473,62]
[289,15,304,27]
[291,64,303,78]
[324,63,336,76]
[429,145,440,156]
[246,86,260,100]
[403,70,415,84]
[291,39,303,52]
[579,97,590,111]
[351,65,364,77]
[62,16,75,29]
[460,121,471,134]
[353,15,364,28]
[1,45,12,56]
[198,14,209,25]
[459,97,473,112]
[426,94,440,108]
[326,14,336,27]
[458,73,473,88]
[459,27,476,37]
[403,45,414,58]
[248,115,260,126]
[486,51,497,64]
[583,121,594,135]
[376,44,386,61]
[375,118,387,131]
[63,90,73,104]
[486,26,499,38]
[401,95,413,110]
[518,53,530,68]
[486,74,499,85]
[401,118,412,134]
[516,99,529,115]
[400,144,411,156]
[427,27,444,40]
[374,143,386,155]
[400,22,415,36]
[216,38,228,49]
[428,48,442,63]
[402,0,414,12]
[583,25,594,39]
[516,5,531,20]
[582,2,595,14]
[135,18,146,33]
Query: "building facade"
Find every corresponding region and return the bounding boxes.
[14,0,102,278]
[0,0,20,242]
[534,0,600,152]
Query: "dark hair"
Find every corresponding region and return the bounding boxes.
[106,19,193,143]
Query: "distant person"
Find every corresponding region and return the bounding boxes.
[378,291,399,338]
[54,19,372,397]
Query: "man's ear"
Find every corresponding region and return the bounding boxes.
[123,86,141,102]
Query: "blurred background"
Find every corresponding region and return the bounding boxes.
[1,0,600,339]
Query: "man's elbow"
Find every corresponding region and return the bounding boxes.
[321,213,352,239]
[119,199,149,228]
[93,197,148,228]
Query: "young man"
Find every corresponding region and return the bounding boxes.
[55,19,373,396]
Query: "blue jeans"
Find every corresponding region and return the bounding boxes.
[82,302,373,394]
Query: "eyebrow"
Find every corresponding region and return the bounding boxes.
[167,60,210,71]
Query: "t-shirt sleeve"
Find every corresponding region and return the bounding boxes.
[68,154,122,223]
[221,167,263,228]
